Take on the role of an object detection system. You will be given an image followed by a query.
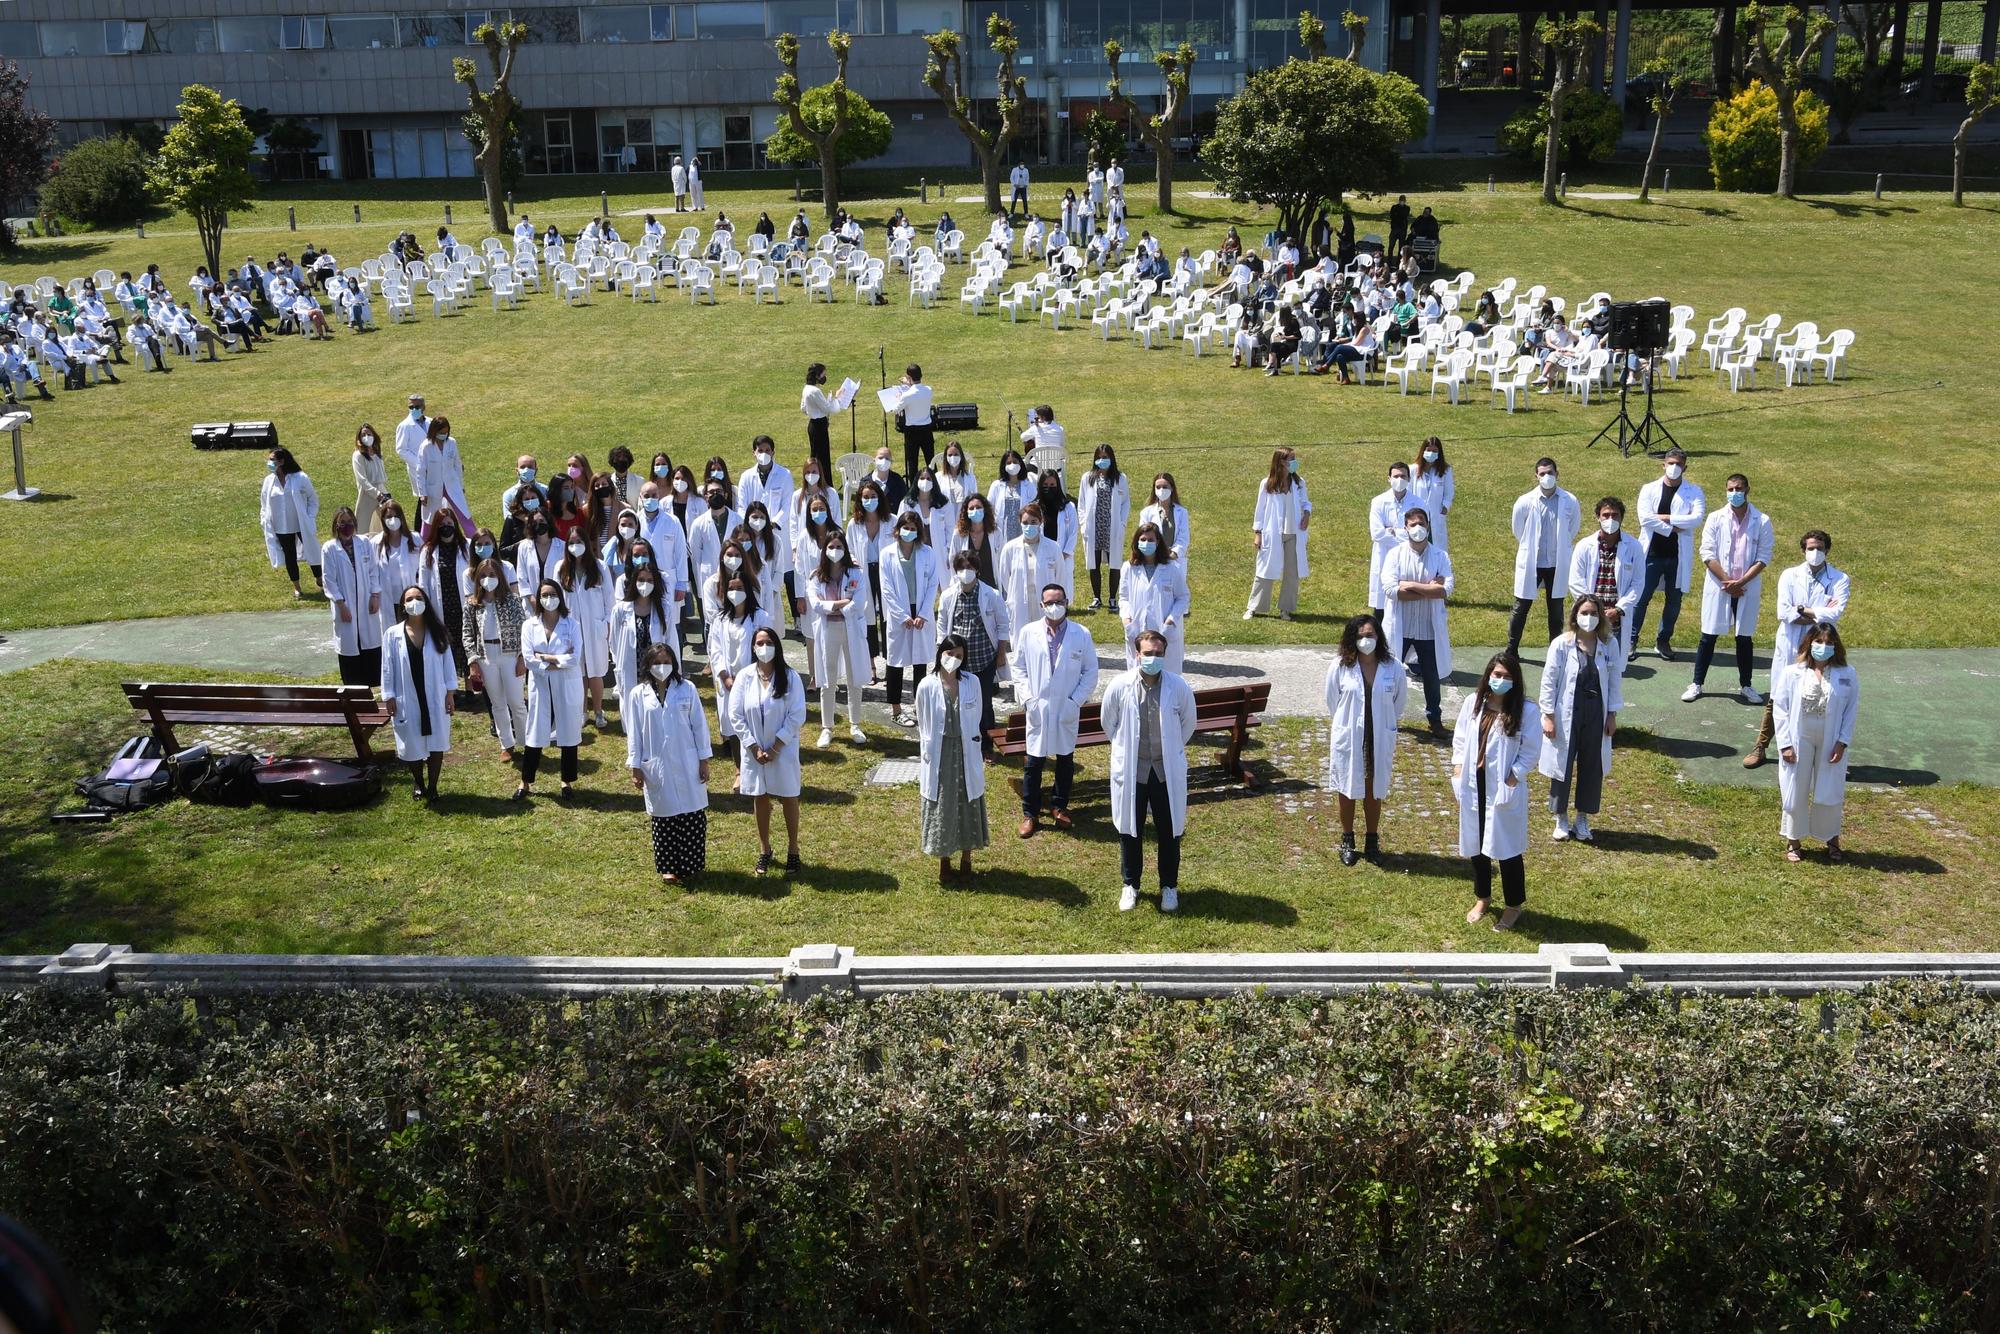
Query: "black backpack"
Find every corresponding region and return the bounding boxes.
[184,752,258,806]
[75,736,177,812]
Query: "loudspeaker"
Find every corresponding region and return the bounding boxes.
[933,402,980,431]
[191,420,279,450]
[1608,300,1671,352]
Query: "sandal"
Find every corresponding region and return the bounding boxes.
[754,851,775,877]
[1827,842,1844,864]
[1465,900,1487,925]
[1785,842,1803,863]
[1493,907,1524,932]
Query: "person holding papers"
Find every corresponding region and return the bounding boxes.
[801,363,837,477]
[886,363,936,481]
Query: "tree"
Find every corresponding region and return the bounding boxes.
[0,59,58,249]
[1104,39,1195,211]
[454,20,528,234]
[1828,3,1898,142]
[462,106,524,196]
[1341,8,1370,60]
[1499,88,1621,166]
[766,81,893,187]
[1739,1,1834,199]
[1200,55,1414,242]
[1638,59,1690,200]
[1703,80,1831,190]
[148,85,256,279]
[922,16,1028,216]
[1954,62,1999,206]
[40,136,152,228]
[1079,109,1127,169]
[1299,12,1328,59]
[773,30,859,222]
[1536,17,1602,204]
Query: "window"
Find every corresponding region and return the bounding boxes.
[144,19,217,53]
[462,10,492,41]
[516,7,581,43]
[218,16,283,51]
[0,23,36,60]
[581,5,653,42]
[328,16,398,48]
[723,110,757,170]
[280,16,326,49]
[835,0,887,34]
[649,5,683,39]
[38,21,112,57]
[399,14,465,46]
[694,2,763,38]
[767,0,835,36]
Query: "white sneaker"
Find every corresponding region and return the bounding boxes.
[1118,885,1138,912]
[1739,685,1764,705]
[849,725,867,744]
[1551,816,1571,842]
[1241,608,1256,620]
[1680,683,1703,702]
[1572,815,1593,842]
[817,727,833,748]
[1160,886,1179,913]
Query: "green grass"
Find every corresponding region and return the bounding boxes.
[4,658,1996,958]
[2,169,1997,651]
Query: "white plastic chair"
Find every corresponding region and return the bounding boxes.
[998,282,1032,323]
[1383,341,1426,395]
[1659,327,1697,379]
[1565,348,1610,403]
[1183,313,1214,357]
[1493,355,1536,412]
[426,277,457,318]
[755,264,782,304]
[1429,349,1474,404]
[489,274,518,312]
[686,264,716,305]
[1806,329,1853,382]
[630,264,659,302]
[1716,335,1763,392]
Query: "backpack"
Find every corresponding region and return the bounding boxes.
[184,752,258,806]
[75,736,177,812]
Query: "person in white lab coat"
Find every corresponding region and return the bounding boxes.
[801,363,837,477]
[637,484,691,618]
[1567,497,1644,664]
[1454,653,1542,930]
[670,155,688,211]
[807,538,872,746]
[1078,442,1131,611]
[1409,437,1454,551]
[737,436,796,615]
[392,393,429,503]
[998,502,1065,642]
[1137,472,1192,568]
[463,556,529,761]
[379,583,456,801]
[418,415,470,530]
[917,633,991,883]
[938,551,1011,759]
[627,641,713,886]
[1102,630,1198,913]
[418,514,473,686]
[320,507,382,686]
[1011,585,1099,837]
[1746,529,1851,769]
[352,424,389,536]
[519,579,585,800]
[1773,623,1859,863]
[1033,470,1080,601]
[1366,462,1416,618]
[936,440,980,511]
[709,575,775,779]
[259,447,323,599]
[730,626,807,876]
[687,156,704,210]
[1379,508,1453,733]
[986,449,1038,545]
[880,513,942,725]
[1245,447,1312,621]
[909,469,958,570]
[1119,522,1190,671]
[609,560,677,727]
[1630,448,1706,660]
[371,500,423,640]
[1684,473,1775,704]
[1537,596,1625,843]
[1323,612,1408,866]
[1506,457,1581,657]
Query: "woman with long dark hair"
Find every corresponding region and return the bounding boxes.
[380,582,456,801]
[1323,612,1406,866]
[627,641,712,887]
[1453,651,1542,930]
[917,633,990,883]
[259,446,322,599]
[728,625,807,876]
[519,578,585,801]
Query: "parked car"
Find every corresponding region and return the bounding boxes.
[1900,72,1970,104]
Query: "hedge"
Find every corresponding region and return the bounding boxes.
[1,984,1995,1331]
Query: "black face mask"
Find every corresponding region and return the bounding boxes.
[708,496,727,511]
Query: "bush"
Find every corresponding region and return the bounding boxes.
[0,984,1993,1330]
[37,135,151,228]
[1497,87,1622,167]
[1704,80,1831,191]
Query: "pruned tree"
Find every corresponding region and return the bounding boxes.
[1299,11,1328,59]
[922,16,1027,216]
[774,30,854,222]
[0,59,58,248]
[1740,1,1834,199]
[1104,39,1196,212]
[1341,9,1370,60]
[453,20,528,234]
[1954,62,1999,206]
[1638,58,1690,200]
[1536,17,1603,204]
[147,84,256,279]
[1830,2,1898,142]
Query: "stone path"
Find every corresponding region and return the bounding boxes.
[3,609,1996,790]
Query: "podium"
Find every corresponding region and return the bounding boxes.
[0,409,34,501]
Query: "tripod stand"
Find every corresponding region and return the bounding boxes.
[1586,352,1679,458]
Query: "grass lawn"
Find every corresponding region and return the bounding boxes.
[4,658,1996,959]
[1,168,1996,653]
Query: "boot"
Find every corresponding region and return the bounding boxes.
[1338,833,1358,867]
[1363,833,1382,864]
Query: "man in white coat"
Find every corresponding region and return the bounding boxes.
[1684,472,1774,704]
[1102,630,1197,913]
[737,435,796,613]
[1567,496,1644,663]
[638,483,691,615]
[1010,584,1099,838]
[1366,462,1417,618]
[1506,457,1581,657]
[393,393,430,505]
[998,502,1063,640]
[1378,508,1453,734]
[1630,448,1706,661]
[670,155,688,211]
[1744,528,1850,768]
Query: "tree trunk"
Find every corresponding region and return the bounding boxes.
[978,149,1004,215]
[1542,78,1568,203]
[479,142,508,234]
[198,215,223,280]
[1639,103,1669,200]
[1153,132,1175,213]
[820,155,842,223]
[1775,92,1800,197]
[1954,117,1972,204]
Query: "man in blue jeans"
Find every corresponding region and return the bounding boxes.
[1629,448,1706,661]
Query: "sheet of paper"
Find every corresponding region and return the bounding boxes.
[832,377,860,412]
[876,386,904,413]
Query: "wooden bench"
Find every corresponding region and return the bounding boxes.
[122,682,393,763]
[986,681,1273,785]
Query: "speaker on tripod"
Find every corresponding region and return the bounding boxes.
[1589,299,1679,458]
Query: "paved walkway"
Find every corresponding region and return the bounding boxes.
[3,610,1995,790]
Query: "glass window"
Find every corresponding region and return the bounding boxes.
[328,16,398,48]
[39,21,108,57]
[768,0,834,36]
[582,5,654,42]
[965,2,1042,55]
[281,16,326,49]
[461,10,491,41]
[0,23,37,60]
[143,19,216,53]
[649,5,678,39]
[218,16,283,51]
[516,8,581,42]
[695,2,764,38]
[399,14,463,46]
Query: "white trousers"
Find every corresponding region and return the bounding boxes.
[474,643,529,751]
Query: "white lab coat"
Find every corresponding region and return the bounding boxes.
[555,561,613,678]
[879,541,942,667]
[609,597,678,714]
[1697,504,1776,636]
[1537,632,1625,784]
[916,672,987,802]
[371,534,424,637]
[1773,662,1859,819]
[1566,532,1645,659]
[936,578,1010,662]
[998,535,1064,641]
[1010,619,1099,758]
[1118,558,1190,671]
[625,677,711,818]
[671,161,687,195]
[808,567,873,689]
[728,667,807,798]
[513,536,557,608]
[937,463,980,510]
[1366,487,1415,607]
[379,623,455,759]
[737,463,795,572]
[1410,467,1455,550]
[1078,472,1131,568]
[418,437,468,526]
[259,471,319,569]
[1136,501,1192,564]
[352,450,389,534]
[521,614,584,748]
[320,536,382,656]
[708,608,774,732]
[986,474,1037,542]
[1450,694,1543,861]
[640,507,691,602]
[1041,499,1079,598]
[1510,487,1582,598]
[686,160,703,209]
[1101,668,1198,837]
[393,413,430,496]
[1323,655,1408,799]
[1251,479,1312,580]
[1774,562,1850,670]
[418,545,470,633]
[1635,477,1706,593]
[687,506,742,620]
[1378,541,1455,678]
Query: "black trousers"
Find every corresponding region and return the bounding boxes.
[1119,771,1181,888]
[337,646,381,687]
[1507,565,1564,654]
[521,745,578,783]
[1693,630,1756,689]
[806,416,832,477]
[903,423,935,481]
[887,663,926,711]
[1022,750,1075,818]
[1472,764,1526,906]
[971,663,998,747]
[274,531,321,585]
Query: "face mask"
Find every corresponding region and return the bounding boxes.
[409,407,423,421]
[940,654,963,674]
[384,516,403,532]
[1728,491,1747,508]
[873,459,891,474]
[1022,523,1042,540]
[709,495,727,511]
[1805,548,1827,568]
[475,543,494,558]
[404,599,426,617]
[827,547,847,562]
[1576,613,1601,632]
[749,516,768,531]
[862,498,879,513]
[1600,517,1621,535]
[266,459,277,472]
[619,524,637,540]
[755,452,773,468]
[1356,635,1379,655]
[672,478,689,494]
[650,663,673,681]
[1094,458,1111,471]
[1005,463,1023,478]
[709,469,726,481]
[1389,476,1407,495]
[518,467,536,483]
[636,581,656,597]
[728,589,747,607]
[524,496,542,512]
[335,526,355,540]
[1407,525,1429,543]
[1810,641,1836,663]
[1139,654,1163,676]
[567,541,586,557]
[805,473,821,486]
[640,497,661,516]
[437,529,458,544]
[653,464,670,478]
[754,642,776,662]
[1423,450,1439,462]
[1042,603,1066,622]
[1137,539,1157,557]
[1286,458,1299,474]
[899,528,919,543]
[1538,473,1557,491]
[479,576,499,592]
[967,508,985,523]
[811,509,829,524]
[723,555,743,572]
[1488,675,1514,695]
[946,455,962,469]
[957,568,977,587]
[917,479,933,494]
[1664,463,1684,480]
[540,594,561,611]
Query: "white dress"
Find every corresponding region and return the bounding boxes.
[380,624,455,759]
[521,614,584,748]
[626,679,712,818]
[728,667,808,798]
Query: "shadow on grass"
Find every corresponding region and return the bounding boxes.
[1586,828,1716,859]
[1505,911,1650,950]
[790,865,899,894]
[684,869,793,899]
[1560,205,1682,226]
[1177,885,1300,926]
[1619,728,1739,761]
[952,870,1089,907]
[1798,197,1919,218]
[1846,764,1940,788]
[1826,849,1948,875]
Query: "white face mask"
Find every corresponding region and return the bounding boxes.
[1576,613,1600,632]
[873,459,891,474]
[1042,603,1066,621]
[649,663,673,681]
[1664,463,1684,481]
[940,654,962,674]
[723,555,743,572]
[1805,548,1827,568]
[636,581,655,597]
[957,568,977,586]
[672,478,689,494]
[804,473,821,486]
[403,599,426,617]
[567,541,586,557]
[917,478,933,494]
[1407,525,1428,543]
[1006,463,1023,478]
[1154,486,1172,502]
[1537,473,1557,491]
[1389,476,1408,495]
[755,452,773,467]
[754,642,776,662]
[1422,450,1439,462]
[749,517,767,531]
[383,516,402,532]
[728,589,746,607]
[361,434,377,448]
[478,576,499,592]
[540,594,561,611]
[1600,517,1621,535]
[619,525,637,540]
[899,528,919,543]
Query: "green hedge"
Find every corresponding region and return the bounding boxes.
[0,984,1994,1330]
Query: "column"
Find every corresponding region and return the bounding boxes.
[1611,0,1632,119]
[1821,0,1838,81]
[1422,0,1442,151]
[1887,0,1909,82]
[1983,0,1999,63]
[1234,0,1250,76]
[1918,0,1943,97]
[1714,0,1737,101]
[1589,0,1609,87]
[1045,0,1063,164]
